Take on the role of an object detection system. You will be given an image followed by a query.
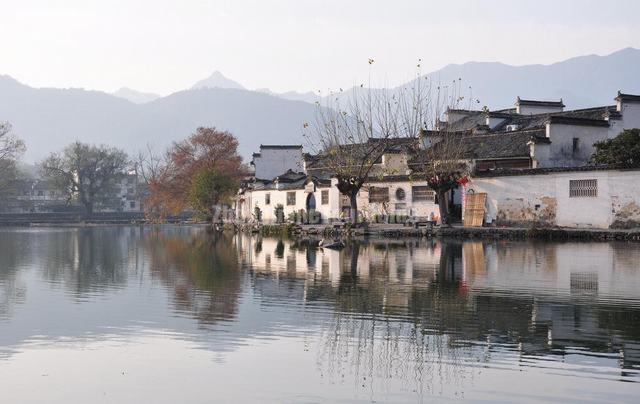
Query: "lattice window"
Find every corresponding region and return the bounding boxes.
[265,193,271,205]
[321,190,329,205]
[569,179,597,198]
[570,272,598,292]
[286,192,296,205]
[368,187,389,203]
[411,186,435,202]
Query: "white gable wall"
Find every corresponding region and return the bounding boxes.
[541,123,609,167]
[516,104,563,115]
[253,147,304,180]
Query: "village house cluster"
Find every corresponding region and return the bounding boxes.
[236,91,640,230]
[2,172,142,214]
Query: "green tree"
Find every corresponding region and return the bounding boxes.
[40,142,130,215]
[591,128,640,168]
[186,168,238,219]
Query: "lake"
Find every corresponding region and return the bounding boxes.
[1,225,639,403]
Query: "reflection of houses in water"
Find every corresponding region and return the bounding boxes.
[237,234,441,299]
[241,235,640,373]
[461,241,640,300]
[461,240,640,370]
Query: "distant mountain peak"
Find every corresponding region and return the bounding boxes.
[256,87,321,104]
[112,87,160,104]
[191,71,245,90]
[0,74,24,87]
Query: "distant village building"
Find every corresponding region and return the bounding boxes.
[236,91,640,229]
[115,173,142,212]
[2,172,143,214]
[4,178,71,213]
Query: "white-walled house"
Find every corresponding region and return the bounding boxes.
[237,171,441,224]
[238,171,335,223]
[433,91,640,171]
[465,167,640,229]
[236,91,640,229]
[237,139,442,224]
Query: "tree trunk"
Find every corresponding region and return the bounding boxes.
[84,200,93,218]
[436,188,450,227]
[349,193,358,223]
[349,243,360,277]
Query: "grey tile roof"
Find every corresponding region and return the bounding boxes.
[438,110,486,132]
[303,137,418,176]
[247,169,330,191]
[439,104,618,134]
[516,97,565,107]
[413,129,547,164]
[615,91,640,103]
[259,144,303,149]
[546,116,610,127]
[274,169,307,183]
[473,165,640,178]
[457,130,546,159]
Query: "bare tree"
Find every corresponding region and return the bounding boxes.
[411,131,471,226]
[0,122,26,206]
[307,63,472,226]
[40,142,130,215]
[306,68,431,223]
[408,78,474,226]
[0,122,25,161]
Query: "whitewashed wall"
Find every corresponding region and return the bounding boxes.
[356,181,440,221]
[239,179,441,223]
[467,169,640,229]
[616,100,640,132]
[247,183,336,223]
[516,104,563,115]
[252,147,304,180]
[539,123,608,168]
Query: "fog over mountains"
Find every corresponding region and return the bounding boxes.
[112,87,160,104]
[190,70,246,91]
[2,47,639,162]
[420,47,640,110]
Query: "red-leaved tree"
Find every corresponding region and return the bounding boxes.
[140,127,246,219]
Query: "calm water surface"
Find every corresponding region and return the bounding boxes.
[1,225,639,403]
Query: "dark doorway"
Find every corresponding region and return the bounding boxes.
[306,193,316,211]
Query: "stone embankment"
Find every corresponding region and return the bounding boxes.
[237,222,640,242]
[0,212,193,226]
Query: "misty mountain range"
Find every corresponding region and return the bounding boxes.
[2,47,639,163]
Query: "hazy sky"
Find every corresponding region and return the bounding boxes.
[2,0,639,95]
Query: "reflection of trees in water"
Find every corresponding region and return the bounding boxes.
[1,227,141,316]
[316,312,478,399]
[143,229,242,326]
[313,241,479,398]
[0,231,28,319]
[40,228,138,295]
